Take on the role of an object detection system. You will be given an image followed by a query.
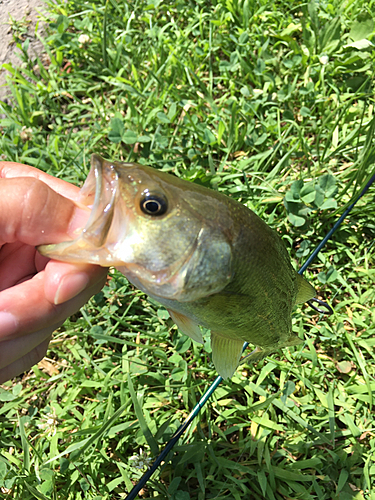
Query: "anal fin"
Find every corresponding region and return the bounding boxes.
[211,332,244,379]
[168,310,203,344]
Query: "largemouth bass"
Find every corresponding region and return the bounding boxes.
[39,154,316,378]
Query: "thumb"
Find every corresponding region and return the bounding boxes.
[0,177,89,246]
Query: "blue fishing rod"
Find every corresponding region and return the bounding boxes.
[124,171,375,500]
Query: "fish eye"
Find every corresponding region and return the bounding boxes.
[140,192,168,216]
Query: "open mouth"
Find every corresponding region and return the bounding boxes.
[37,155,122,265]
[78,154,119,248]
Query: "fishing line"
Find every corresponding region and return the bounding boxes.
[124,373,228,500]
[124,172,375,500]
[307,298,333,314]
[299,171,375,275]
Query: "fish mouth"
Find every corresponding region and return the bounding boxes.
[37,154,122,265]
[77,154,119,248]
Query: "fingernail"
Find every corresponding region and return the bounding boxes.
[0,312,18,339]
[54,273,90,305]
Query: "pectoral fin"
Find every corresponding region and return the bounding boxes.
[211,332,244,379]
[168,310,203,343]
[295,273,316,304]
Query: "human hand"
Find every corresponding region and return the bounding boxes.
[0,162,108,383]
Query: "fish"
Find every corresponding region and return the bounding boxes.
[38,154,316,379]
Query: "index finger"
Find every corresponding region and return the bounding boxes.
[0,161,82,201]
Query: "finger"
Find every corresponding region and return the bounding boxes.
[0,246,106,299]
[0,325,54,371]
[0,242,37,291]
[0,161,82,201]
[0,269,107,341]
[0,177,90,246]
[43,260,108,305]
[0,336,51,384]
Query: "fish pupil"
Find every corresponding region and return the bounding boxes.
[140,193,168,216]
[145,200,160,213]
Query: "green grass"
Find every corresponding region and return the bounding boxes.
[0,0,375,498]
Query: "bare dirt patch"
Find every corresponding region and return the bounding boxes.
[0,0,47,101]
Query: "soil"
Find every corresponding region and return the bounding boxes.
[0,0,47,101]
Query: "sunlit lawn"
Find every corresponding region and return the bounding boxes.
[0,0,375,498]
